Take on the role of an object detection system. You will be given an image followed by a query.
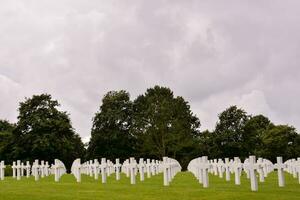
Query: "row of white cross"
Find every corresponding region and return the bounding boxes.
[188,156,300,191]
[71,157,181,186]
[71,158,114,183]
[0,159,66,182]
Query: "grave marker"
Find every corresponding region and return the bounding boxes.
[100,158,107,184]
[274,157,286,187]
[16,160,21,180]
[32,160,39,181]
[146,159,151,178]
[233,157,243,185]
[163,157,170,186]
[12,161,16,178]
[129,157,137,184]
[94,159,99,180]
[139,158,145,181]
[25,161,31,178]
[0,161,5,180]
[247,156,258,191]
[115,159,121,181]
[71,158,82,183]
[224,158,230,181]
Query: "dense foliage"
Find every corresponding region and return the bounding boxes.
[0,120,15,163]
[0,86,299,169]
[2,94,85,170]
[131,86,201,168]
[198,106,300,162]
[87,91,135,161]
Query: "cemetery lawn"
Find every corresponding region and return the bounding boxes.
[0,172,299,200]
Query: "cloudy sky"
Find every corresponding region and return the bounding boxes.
[1,0,300,142]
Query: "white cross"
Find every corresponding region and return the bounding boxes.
[274,157,286,187]
[297,158,300,184]
[45,162,49,176]
[233,157,243,185]
[0,161,6,180]
[21,162,24,177]
[200,156,211,188]
[257,158,265,182]
[129,157,137,184]
[139,158,145,181]
[163,157,170,186]
[89,160,94,177]
[146,159,151,178]
[12,161,17,178]
[292,159,297,178]
[115,158,121,181]
[93,159,99,180]
[197,157,203,184]
[100,158,107,184]
[71,158,81,183]
[16,160,22,180]
[107,160,113,177]
[213,159,218,176]
[25,161,31,178]
[40,161,45,178]
[32,160,40,181]
[53,159,61,182]
[245,156,258,191]
[151,159,156,176]
[217,159,224,178]
[224,158,230,181]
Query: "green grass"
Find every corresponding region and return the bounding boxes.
[0,172,299,200]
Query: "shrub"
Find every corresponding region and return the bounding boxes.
[4,165,12,176]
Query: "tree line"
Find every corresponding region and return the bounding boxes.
[0,86,299,170]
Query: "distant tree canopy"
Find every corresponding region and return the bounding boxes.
[10,94,85,170]
[259,125,300,161]
[214,106,250,158]
[0,120,15,162]
[0,86,299,169]
[198,106,300,162]
[132,86,201,168]
[87,90,135,161]
[87,87,201,169]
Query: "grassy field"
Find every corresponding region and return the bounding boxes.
[0,172,299,200]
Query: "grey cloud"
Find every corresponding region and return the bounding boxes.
[1,0,300,140]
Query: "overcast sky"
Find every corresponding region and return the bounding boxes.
[1,0,300,142]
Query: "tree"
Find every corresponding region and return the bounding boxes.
[243,115,273,156]
[12,94,84,170]
[132,86,200,168]
[87,91,135,161]
[260,125,300,161]
[196,130,222,158]
[214,106,250,158]
[0,120,15,162]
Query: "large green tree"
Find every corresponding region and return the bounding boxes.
[12,94,84,170]
[214,106,250,158]
[196,130,220,158]
[87,91,135,161]
[260,125,300,161]
[243,114,273,156]
[132,86,200,168]
[0,120,15,162]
